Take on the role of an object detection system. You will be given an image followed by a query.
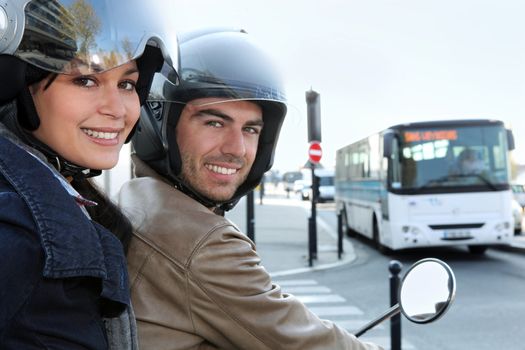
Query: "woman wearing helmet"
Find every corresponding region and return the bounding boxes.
[119,29,381,350]
[132,27,286,212]
[0,1,175,348]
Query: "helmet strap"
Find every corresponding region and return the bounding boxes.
[0,56,26,103]
[16,86,40,130]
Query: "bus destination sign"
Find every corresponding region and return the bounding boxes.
[404,130,458,143]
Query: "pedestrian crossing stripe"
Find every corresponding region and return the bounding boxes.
[296,294,346,304]
[308,305,364,316]
[283,286,332,294]
[276,279,318,286]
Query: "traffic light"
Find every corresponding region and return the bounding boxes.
[305,89,321,142]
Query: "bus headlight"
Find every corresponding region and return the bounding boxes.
[411,227,422,235]
[403,226,422,243]
[495,222,511,231]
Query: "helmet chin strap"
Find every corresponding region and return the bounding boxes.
[171,175,238,214]
[172,177,220,209]
[44,150,102,180]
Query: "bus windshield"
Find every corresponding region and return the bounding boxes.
[394,124,510,191]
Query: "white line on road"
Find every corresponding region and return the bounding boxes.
[359,336,416,350]
[309,305,364,316]
[296,294,346,304]
[275,279,318,286]
[335,319,383,331]
[282,286,332,294]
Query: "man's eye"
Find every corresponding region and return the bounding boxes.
[207,120,223,128]
[73,77,97,87]
[245,127,261,135]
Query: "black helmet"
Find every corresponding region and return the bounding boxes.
[133,28,287,211]
[0,0,177,178]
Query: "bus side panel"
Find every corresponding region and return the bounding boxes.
[338,180,382,241]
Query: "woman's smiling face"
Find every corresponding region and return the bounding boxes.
[31,61,140,170]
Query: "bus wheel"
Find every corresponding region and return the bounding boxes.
[468,245,488,254]
[373,218,389,254]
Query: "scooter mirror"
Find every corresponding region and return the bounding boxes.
[399,258,456,324]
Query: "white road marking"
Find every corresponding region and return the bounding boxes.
[308,305,364,316]
[296,294,346,304]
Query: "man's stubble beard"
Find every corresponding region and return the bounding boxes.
[179,152,250,203]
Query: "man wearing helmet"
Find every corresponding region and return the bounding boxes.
[118,29,381,350]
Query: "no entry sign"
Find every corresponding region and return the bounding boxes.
[308,142,322,164]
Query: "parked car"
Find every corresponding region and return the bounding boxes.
[512,198,523,234]
[301,168,335,202]
[512,183,525,208]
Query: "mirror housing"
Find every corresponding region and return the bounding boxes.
[383,130,396,158]
[507,129,515,151]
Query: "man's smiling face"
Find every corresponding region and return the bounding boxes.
[176,98,263,203]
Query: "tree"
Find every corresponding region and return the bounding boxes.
[67,0,101,63]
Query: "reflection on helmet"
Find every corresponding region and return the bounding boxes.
[133,28,287,211]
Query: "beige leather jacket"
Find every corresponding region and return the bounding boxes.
[118,157,382,350]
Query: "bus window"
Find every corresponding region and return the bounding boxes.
[391,136,401,188]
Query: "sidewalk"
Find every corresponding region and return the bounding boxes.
[226,187,356,277]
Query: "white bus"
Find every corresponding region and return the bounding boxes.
[335,119,515,254]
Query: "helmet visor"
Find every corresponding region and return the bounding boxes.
[148,70,287,106]
[147,30,286,106]
[11,0,177,74]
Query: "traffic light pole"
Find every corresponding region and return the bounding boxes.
[246,190,255,242]
[306,89,321,267]
[308,166,319,266]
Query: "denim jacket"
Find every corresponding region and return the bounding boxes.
[0,126,131,349]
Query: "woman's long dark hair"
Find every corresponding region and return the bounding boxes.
[72,178,133,253]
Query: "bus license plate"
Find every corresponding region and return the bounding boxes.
[443,230,472,240]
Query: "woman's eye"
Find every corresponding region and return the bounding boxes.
[73,77,97,88]
[119,80,137,91]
